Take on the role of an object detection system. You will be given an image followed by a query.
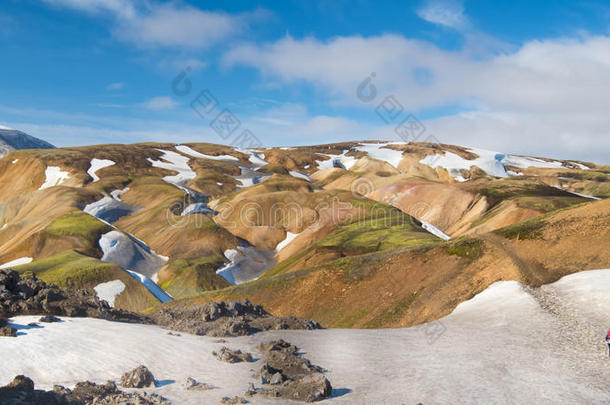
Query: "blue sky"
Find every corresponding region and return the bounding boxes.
[1,0,610,162]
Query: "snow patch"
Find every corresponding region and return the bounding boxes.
[419,147,565,181]
[316,152,357,171]
[11,159,18,164]
[84,190,140,224]
[87,159,115,182]
[93,280,125,307]
[289,171,313,182]
[420,220,451,241]
[276,232,299,252]
[0,257,33,269]
[181,203,217,216]
[99,231,168,280]
[216,247,277,285]
[148,149,195,189]
[175,145,238,161]
[39,166,70,190]
[126,270,172,303]
[356,142,404,168]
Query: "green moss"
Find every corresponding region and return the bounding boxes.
[560,171,608,182]
[514,195,587,212]
[42,211,111,252]
[445,239,483,260]
[15,250,119,288]
[494,217,545,240]
[162,256,229,298]
[318,213,438,255]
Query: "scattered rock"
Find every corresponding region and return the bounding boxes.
[0,375,64,404]
[220,396,248,404]
[213,347,254,363]
[252,340,332,402]
[182,377,215,391]
[120,365,156,388]
[167,331,181,336]
[0,377,172,404]
[39,315,61,323]
[27,322,38,327]
[7,375,34,391]
[0,270,149,324]
[154,300,321,337]
[0,326,17,337]
[66,380,171,404]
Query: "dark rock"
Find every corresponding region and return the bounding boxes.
[220,396,248,404]
[182,377,215,391]
[252,340,332,402]
[0,375,66,404]
[0,375,172,404]
[154,299,322,337]
[39,315,61,323]
[213,347,254,363]
[67,380,119,402]
[0,270,149,324]
[0,326,17,337]
[120,365,156,388]
[7,375,34,391]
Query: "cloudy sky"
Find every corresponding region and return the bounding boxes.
[1,0,609,163]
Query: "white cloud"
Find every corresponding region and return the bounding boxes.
[223,33,610,163]
[44,0,266,49]
[42,0,136,19]
[142,96,177,110]
[416,0,469,30]
[105,82,125,91]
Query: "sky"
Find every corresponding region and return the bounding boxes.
[1,0,610,163]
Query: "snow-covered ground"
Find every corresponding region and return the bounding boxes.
[175,145,238,161]
[148,149,196,189]
[87,158,115,182]
[93,279,125,307]
[99,231,168,280]
[216,247,277,285]
[3,269,610,404]
[316,152,358,171]
[0,257,33,269]
[84,189,140,224]
[355,142,404,169]
[419,147,566,181]
[39,166,70,190]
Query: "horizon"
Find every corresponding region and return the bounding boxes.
[1,0,610,163]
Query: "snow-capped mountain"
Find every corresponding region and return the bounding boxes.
[0,127,55,158]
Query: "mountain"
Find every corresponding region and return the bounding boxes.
[0,127,55,158]
[0,140,607,318]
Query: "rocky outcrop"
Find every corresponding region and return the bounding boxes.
[0,270,148,324]
[247,339,332,402]
[213,347,254,363]
[220,396,248,404]
[0,376,171,404]
[182,377,215,391]
[120,365,156,388]
[155,300,321,337]
[0,326,17,337]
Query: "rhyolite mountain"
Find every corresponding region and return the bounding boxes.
[0,135,608,325]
